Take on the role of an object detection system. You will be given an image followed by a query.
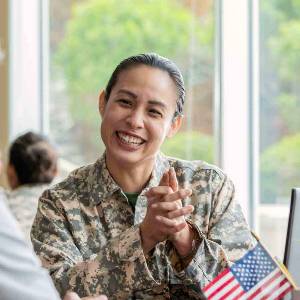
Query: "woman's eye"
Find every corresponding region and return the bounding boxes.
[118,99,131,106]
[149,109,163,117]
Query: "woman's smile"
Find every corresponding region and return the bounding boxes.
[115,131,146,151]
[116,131,145,145]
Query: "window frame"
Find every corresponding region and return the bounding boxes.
[216,0,259,227]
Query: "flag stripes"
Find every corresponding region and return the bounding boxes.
[203,243,294,300]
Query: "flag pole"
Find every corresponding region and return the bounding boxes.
[251,231,298,290]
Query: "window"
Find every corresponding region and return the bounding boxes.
[49,0,215,172]
[10,2,299,259]
[259,0,300,258]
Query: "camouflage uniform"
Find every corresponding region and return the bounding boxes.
[6,184,49,243]
[31,153,256,299]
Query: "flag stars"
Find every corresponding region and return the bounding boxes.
[231,244,277,290]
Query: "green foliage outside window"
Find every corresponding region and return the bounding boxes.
[55,0,213,130]
[260,0,300,203]
[260,134,300,203]
[162,131,213,163]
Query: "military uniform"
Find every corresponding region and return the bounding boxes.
[31,153,256,299]
[6,184,49,243]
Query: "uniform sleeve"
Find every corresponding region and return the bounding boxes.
[31,191,161,299]
[168,173,256,294]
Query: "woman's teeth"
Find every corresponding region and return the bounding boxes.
[118,132,144,145]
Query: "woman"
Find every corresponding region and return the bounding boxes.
[32,53,255,299]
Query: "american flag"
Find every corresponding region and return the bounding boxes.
[203,242,293,300]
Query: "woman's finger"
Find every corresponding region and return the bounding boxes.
[156,215,186,231]
[167,205,194,219]
[151,200,181,212]
[159,171,170,186]
[169,167,178,192]
[145,186,173,198]
[163,188,192,202]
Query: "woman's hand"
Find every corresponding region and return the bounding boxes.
[163,168,197,257]
[140,169,194,254]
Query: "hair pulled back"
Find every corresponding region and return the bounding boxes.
[105,53,185,118]
[9,132,57,185]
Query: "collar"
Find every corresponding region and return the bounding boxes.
[89,152,171,205]
[88,153,120,205]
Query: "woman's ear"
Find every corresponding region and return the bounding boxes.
[98,90,106,117]
[167,115,183,138]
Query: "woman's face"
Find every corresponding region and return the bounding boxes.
[99,65,182,169]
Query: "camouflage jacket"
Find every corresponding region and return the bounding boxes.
[6,184,49,243]
[31,153,255,299]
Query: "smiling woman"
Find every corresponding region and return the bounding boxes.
[31,53,255,300]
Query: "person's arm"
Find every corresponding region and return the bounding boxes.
[31,190,162,299]
[0,194,60,300]
[168,173,256,290]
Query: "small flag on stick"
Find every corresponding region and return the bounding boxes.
[203,241,294,300]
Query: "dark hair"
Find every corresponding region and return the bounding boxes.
[9,131,57,185]
[105,53,185,118]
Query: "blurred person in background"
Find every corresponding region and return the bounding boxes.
[0,144,106,300]
[0,142,107,300]
[5,131,58,242]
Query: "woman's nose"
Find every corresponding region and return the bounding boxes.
[126,110,144,129]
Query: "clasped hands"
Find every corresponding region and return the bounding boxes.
[140,167,195,257]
